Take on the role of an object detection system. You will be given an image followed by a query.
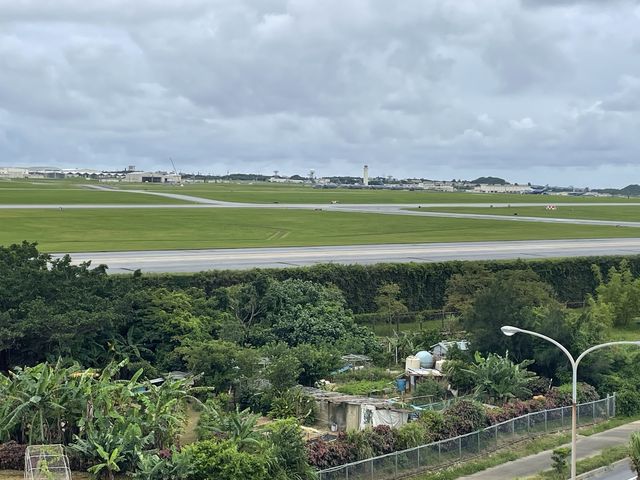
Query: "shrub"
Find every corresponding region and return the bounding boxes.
[332,367,398,382]
[265,419,314,480]
[182,440,270,480]
[443,400,487,436]
[133,449,192,480]
[343,430,375,460]
[268,388,316,425]
[630,431,640,475]
[396,422,427,449]
[443,359,475,393]
[367,425,398,455]
[0,441,26,470]
[334,379,393,396]
[417,410,447,441]
[616,387,640,416]
[557,382,600,403]
[306,434,355,469]
[529,376,553,396]
[414,379,447,401]
[551,447,570,476]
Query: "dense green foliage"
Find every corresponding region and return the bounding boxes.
[630,431,640,475]
[4,241,640,477]
[465,351,537,403]
[135,255,640,314]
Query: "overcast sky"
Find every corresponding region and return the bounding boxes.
[1,0,639,187]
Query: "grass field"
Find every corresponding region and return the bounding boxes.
[0,189,194,204]
[2,207,640,252]
[415,205,640,222]
[117,182,640,204]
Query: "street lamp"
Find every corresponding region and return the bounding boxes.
[500,325,640,480]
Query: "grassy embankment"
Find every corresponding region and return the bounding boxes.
[0,183,191,204]
[1,208,640,252]
[413,205,640,222]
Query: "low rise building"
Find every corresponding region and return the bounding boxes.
[0,166,29,178]
[124,172,181,183]
[472,184,533,194]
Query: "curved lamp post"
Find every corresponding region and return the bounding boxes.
[501,325,640,480]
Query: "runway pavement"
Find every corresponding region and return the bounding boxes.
[55,238,640,273]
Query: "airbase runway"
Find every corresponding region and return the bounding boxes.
[56,238,640,273]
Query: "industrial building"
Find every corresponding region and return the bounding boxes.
[0,167,29,178]
[124,172,182,183]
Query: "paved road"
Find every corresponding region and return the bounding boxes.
[461,420,640,480]
[54,238,640,273]
[589,461,636,480]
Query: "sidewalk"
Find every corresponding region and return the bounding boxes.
[459,420,640,480]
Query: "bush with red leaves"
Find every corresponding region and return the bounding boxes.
[443,400,488,436]
[367,425,398,455]
[0,442,26,470]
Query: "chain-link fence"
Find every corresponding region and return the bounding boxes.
[317,395,615,480]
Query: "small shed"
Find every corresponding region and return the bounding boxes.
[404,367,444,392]
[302,387,410,432]
[430,341,469,360]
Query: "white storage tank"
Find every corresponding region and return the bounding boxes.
[405,356,421,371]
[416,351,434,369]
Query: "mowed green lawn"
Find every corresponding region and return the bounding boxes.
[0,188,191,204]
[416,205,640,222]
[117,182,640,204]
[2,208,640,252]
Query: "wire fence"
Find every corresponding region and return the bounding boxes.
[317,395,615,480]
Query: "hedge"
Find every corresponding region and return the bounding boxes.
[121,255,640,314]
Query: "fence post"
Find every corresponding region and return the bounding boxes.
[417,446,420,468]
[512,418,515,437]
[545,410,548,432]
[477,431,481,453]
[613,393,616,417]
[438,442,441,463]
[371,458,374,480]
[561,406,564,427]
[495,425,498,446]
[346,464,349,480]
[459,437,462,460]
[527,413,530,433]
[593,400,596,422]
[395,452,398,477]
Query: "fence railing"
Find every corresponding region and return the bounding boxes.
[317,395,615,480]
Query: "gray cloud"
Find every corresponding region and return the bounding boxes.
[0,0,639,186]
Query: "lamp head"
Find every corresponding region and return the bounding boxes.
[501,326,521,337]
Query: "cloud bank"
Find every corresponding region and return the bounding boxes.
[0,0,639,186]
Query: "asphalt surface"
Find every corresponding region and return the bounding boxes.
[462,420,640,480]
[589,461,636,480]
[54,238,640,273]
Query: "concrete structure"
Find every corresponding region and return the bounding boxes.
[472,184,533,194]
[363,165,369,186]
[0,166,29,178]
[28,166,65,179]
[268,176,304,184]
[124,172,181,183]
[303,387,410,431]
